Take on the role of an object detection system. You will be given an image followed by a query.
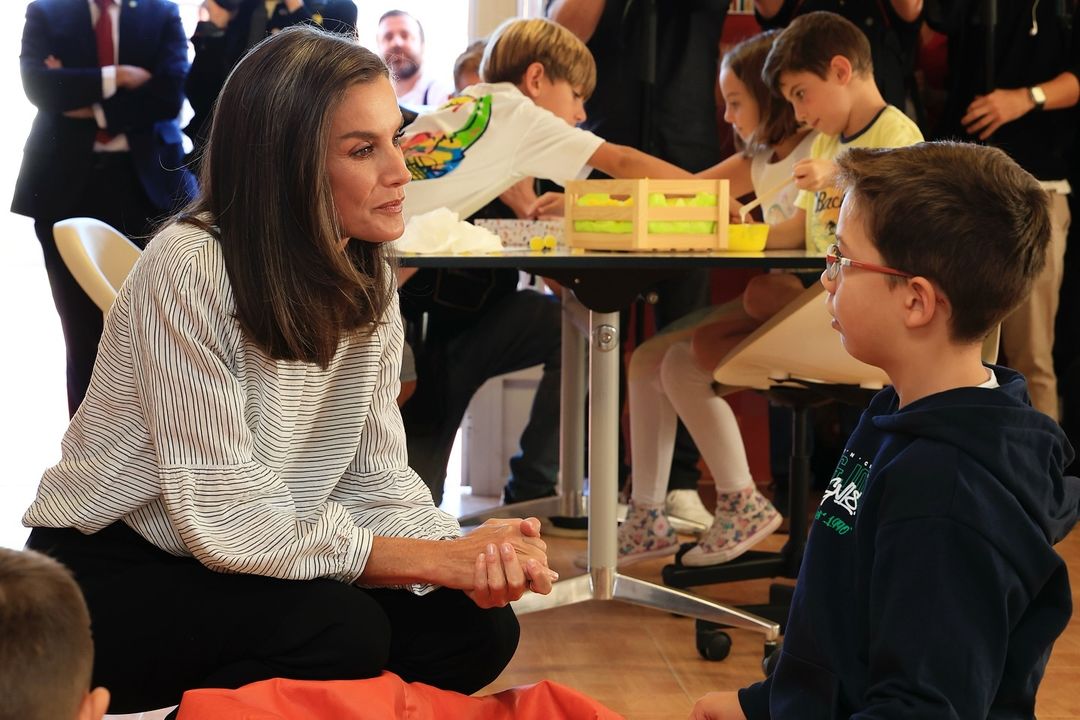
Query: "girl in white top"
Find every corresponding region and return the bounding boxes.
[619,31,817,567]
[23,27,554,712]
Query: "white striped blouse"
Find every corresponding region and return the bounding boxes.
[23,222,461,589]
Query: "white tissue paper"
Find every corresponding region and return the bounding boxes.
[395,207,504,254]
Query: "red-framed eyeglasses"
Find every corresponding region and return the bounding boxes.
[825,243,913,281]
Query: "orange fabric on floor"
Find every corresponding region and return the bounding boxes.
[175,672,625,720]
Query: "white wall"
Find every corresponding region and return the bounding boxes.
[3,7,66,549]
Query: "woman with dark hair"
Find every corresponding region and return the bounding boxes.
[22,26,551,714]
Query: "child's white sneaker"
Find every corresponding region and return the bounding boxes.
[682,486,781,567]
[664,489,713,535]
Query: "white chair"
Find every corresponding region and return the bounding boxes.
[711,283,999,393]
[53,217,142,314]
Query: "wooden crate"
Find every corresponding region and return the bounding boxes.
[563,178,730,252]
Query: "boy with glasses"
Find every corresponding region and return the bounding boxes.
[690,142,1080,719]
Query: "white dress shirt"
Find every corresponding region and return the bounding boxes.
[89,0,129,151]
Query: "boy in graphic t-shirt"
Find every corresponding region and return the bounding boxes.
[396,18,693,507]
[401,17,691,221]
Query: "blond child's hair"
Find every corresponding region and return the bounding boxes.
[0,548,94,720]
[479,18,597,99]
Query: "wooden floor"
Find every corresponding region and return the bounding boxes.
[480,521,1080,720]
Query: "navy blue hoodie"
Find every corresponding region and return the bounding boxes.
[739,366,1080,719]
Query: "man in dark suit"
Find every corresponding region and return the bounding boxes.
[12,0,197,417]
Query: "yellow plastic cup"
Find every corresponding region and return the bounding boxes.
[727,223,769,251]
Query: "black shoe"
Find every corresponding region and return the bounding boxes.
[503,487,556,505]
[544,515,588,538]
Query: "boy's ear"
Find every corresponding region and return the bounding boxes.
[901,276,945,332]
[518,61,548,99]
[830,55,853,85]
[78,687,111,720]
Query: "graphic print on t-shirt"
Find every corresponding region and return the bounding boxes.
[807,185,842,254]
[815,449,871,536]
[402,95,492,181]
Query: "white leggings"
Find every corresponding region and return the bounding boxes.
[628,318,755,507]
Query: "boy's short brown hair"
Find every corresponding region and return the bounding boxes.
[480,18,597,99]
[722,30,802,156]
[762,11,874,94]
[0,548,94,720]
[453,39,487,92]
[835,142,1051,343]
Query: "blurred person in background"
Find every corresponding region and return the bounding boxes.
[184,0,358,163]
[12,0,197,418]
[378,9,452,110]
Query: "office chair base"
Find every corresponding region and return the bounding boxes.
[695,583,794,662]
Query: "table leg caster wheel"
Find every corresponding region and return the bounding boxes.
[695,620,732,661]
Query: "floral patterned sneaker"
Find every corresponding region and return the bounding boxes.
[572,501,680,569]
[616,501,679,566]
[682,486,782,567]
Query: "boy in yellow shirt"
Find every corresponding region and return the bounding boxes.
[763,10,923,255]
[691,10,924,370]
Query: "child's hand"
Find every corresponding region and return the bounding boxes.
[689,691,747,720]
[792,158,837,192]
[499,178,540,219]
[526,191,565,219]
[729,197,745,224]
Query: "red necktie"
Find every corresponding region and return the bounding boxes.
[94,0,115,144]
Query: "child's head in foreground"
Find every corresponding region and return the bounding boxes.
[762,11,876,136]
[0,548,109,720]
[721,30,802,157]
[824,142,1050,367]
[479,17,597,125]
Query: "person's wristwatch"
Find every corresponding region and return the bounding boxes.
[1028,85,1047,110]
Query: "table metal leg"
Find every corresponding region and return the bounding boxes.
[513,307,780,644]
[587,310,620,574]
[556,289,588,518]
[458,289,589,526]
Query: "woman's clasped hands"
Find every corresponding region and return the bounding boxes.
[453,517,558,609]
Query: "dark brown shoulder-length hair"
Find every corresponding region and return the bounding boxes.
[722,30,802,157]
[181,26,395,369]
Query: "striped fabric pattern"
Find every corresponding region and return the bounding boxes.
[23,223,460,589]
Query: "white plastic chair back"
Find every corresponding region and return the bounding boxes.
[714,284,890,391]
[714,284,1002,392]
[53,217,142,314]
